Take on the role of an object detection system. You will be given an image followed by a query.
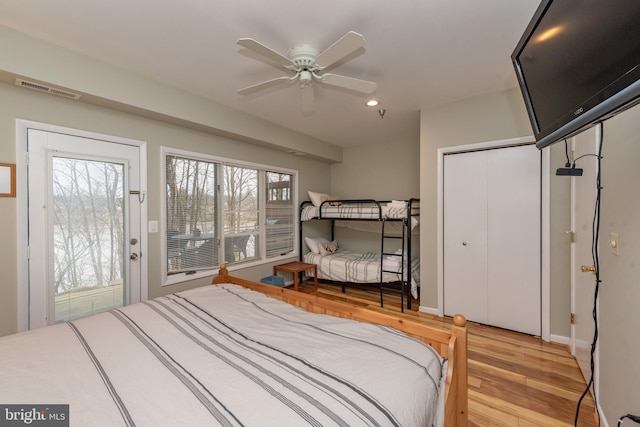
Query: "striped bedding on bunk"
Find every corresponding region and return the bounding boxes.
[0,283,443,427]
[300,203,418,223]
[304,250,420,299]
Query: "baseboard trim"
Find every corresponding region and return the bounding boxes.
[549,334,570,345]
[596,402,609,427]
[418,305,438,316]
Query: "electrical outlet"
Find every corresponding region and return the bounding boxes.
[610,232,620,256]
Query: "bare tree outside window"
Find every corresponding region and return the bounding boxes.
[51,157,125,322]
[163,150,297,280]
[166,156,218,274]
[224,166,258,263]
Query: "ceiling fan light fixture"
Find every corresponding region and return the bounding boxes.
[299,70,313,85]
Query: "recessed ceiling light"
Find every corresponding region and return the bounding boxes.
[366,99,379,107]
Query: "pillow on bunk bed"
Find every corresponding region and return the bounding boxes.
[305,236,330,254]
[387,200,407,208]
[308,191,328,206]
[308,191,341,207]
[318,240,339,256]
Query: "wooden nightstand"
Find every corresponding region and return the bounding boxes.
[273,261,318,292]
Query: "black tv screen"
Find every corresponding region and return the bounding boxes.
[512,0,640,149]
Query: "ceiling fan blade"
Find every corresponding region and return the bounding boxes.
[300,84,315,113]
[314,31,365,69]
[237,38,293,68]
[237,76,293,95]
[320,73,377,94]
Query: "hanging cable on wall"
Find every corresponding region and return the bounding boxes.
[618,414,640,426]
[574,121,604,426]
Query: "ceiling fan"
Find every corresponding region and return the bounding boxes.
[237,31,377,112]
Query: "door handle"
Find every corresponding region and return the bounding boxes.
[130,253,139,260]
[581,265,595,273]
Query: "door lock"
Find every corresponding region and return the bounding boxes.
[580,265,595,273]
[130,253,139,260]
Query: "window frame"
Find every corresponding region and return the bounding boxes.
[161,147,298,286]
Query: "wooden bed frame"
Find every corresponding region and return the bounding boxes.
[213,264,468,427]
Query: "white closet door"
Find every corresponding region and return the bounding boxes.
[443,150,488,322]
[443,144,541,336]
[487,144,541,335]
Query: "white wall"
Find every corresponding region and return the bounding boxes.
[316,88,574,339]
[331,131,420,199]
[0,81,332,337]
[419,88,573,339]
[595,104,640,422]
[328,133,420,251]
[417,88,640,422]
[0,25,342,163]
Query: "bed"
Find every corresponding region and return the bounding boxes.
[300,196,420,310]
[300,200,419,227]
[303,249,420,299]
[0,265,467,427]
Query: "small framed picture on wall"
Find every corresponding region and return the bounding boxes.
[0,163,16,197]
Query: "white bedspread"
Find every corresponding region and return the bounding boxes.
[0,284,442,427]
[304,250,420,299]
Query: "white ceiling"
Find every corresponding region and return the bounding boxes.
[0,0,540,147]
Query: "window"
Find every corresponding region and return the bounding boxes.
[166,155,218,275]
[224,165,258,263]
[162,148,297,284]
[266,171,295,258]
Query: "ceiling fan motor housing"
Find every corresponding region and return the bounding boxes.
[288,45,319,72]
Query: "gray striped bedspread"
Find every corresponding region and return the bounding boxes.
[304,250,420,299]
[0,284,444,427]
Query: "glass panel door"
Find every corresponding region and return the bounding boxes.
[51,156,126,323]
[26,127,143,329]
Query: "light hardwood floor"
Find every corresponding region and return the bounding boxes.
[299,280,598,427]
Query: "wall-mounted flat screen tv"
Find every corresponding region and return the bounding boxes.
[512,0,640,149]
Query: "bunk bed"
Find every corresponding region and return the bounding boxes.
[299,195,420,311]
[0,265,469,427]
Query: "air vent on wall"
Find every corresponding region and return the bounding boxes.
[15,78,81,100]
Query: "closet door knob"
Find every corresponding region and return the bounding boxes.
[462,241,468,246]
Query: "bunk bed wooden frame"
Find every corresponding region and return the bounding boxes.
[299,198,420,310]
[213,264,468,427]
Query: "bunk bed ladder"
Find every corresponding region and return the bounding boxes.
[379,217,406,312]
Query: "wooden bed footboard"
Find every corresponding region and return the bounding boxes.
[213,264,468,426]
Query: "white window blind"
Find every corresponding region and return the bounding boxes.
[266,171,294,258]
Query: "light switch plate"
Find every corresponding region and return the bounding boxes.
[148,220,159,233]
[610,232,619,256]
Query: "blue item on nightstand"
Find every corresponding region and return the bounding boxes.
[260,275,286,287]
